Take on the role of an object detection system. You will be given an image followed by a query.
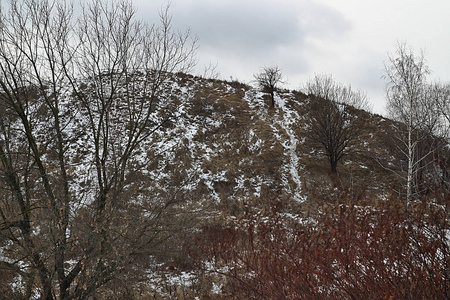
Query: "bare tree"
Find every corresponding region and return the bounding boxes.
[254,65,284,108]
[0,0,197,298]
[305,74,368,173]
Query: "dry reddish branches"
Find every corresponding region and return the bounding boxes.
[188,199,450,299]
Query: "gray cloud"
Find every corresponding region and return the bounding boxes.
[173,1,350,86]
[136,1,352,77]
[135,0,450,115]
[171,1,304,58]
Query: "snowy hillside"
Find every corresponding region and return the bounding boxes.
[1,71,448,299]
[70,72,396,210]
[116,72,399,208]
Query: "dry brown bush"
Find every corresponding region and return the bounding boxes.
[187,195,450,299]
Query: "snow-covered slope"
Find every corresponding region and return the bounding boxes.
[112,72,397,208]
[150,75,309,206]
[9,72,399,214]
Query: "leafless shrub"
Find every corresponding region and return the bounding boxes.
[305,74,368,172]
[189,196,450,299]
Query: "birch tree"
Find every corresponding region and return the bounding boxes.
[384,43,443,204]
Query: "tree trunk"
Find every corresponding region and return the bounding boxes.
[270,90,275,108]
[406,95,414,210]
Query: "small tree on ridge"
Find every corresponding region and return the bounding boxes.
[254,65,284,108]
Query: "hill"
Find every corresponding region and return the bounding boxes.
[1,71,448,299]
[137,73,402,209]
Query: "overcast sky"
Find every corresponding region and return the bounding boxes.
[134,0,450,115]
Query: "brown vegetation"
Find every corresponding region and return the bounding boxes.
[187,195,450,299]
